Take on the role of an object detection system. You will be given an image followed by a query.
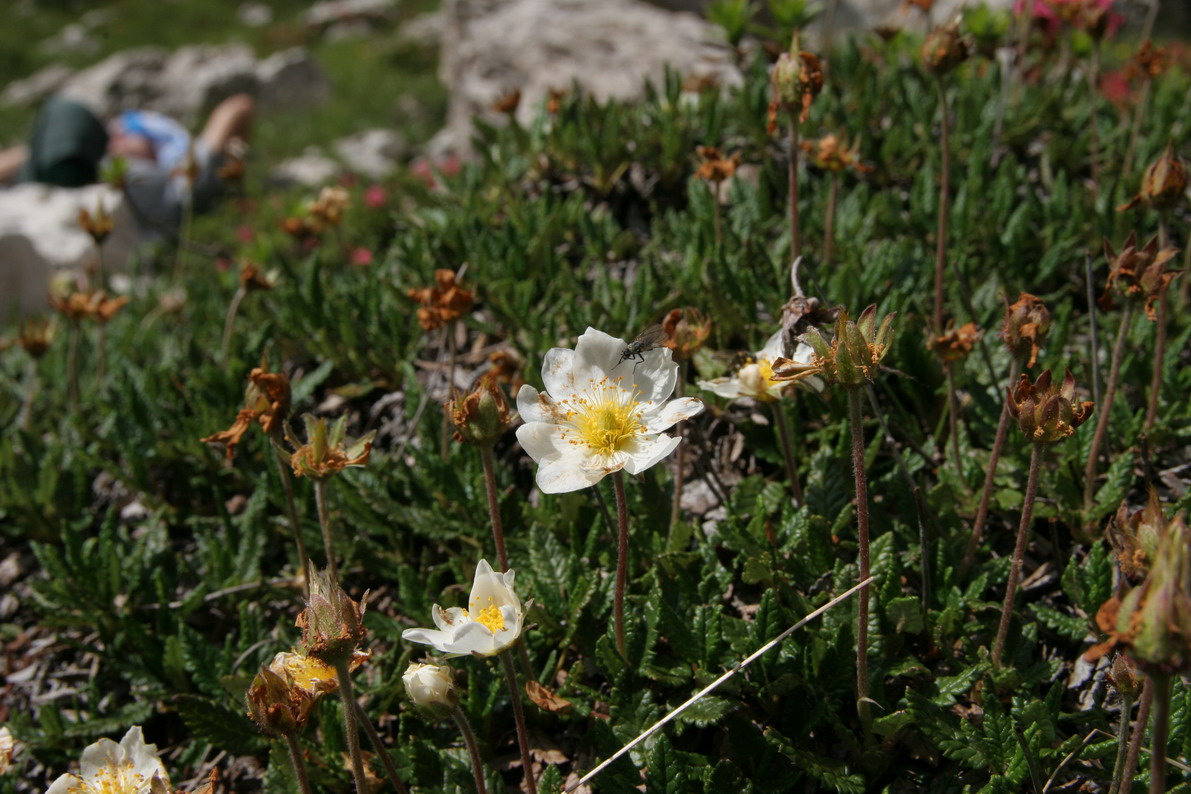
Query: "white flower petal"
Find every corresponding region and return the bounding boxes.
[699,377,745,400]
[516,421,567,464]
[572,327,626,380]
[444,620,500,656]
[515,384,545,424]
[621,434,681,475]
[541,347,577,397]
[431,605,468,632]
[758,330,785,361]
[537,450,615,493]
[401,626,457,654]
[641,397,704,433]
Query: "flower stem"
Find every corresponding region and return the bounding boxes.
[1124,678,1153,790]
[787,109,801,261]
[96,323,108,387]
[962,356,1022,578]
[452,705,489,794]
[992,441,1042,670]
[67,319,80,414]
[823,173,839,269]
[480,445,509,571]
[355,700,409,794]
[944,360,964,484]
[932,73,952,335]
[283,733,314,794]
[710,181,723,249]
[613,471,631,660]
[314,478,340,585]
[1149,673,1172,794]
[1146,211,1171,432]
[1107,692,1133,794]
[500,650,538,794]
[220,286,247,366]
[670,363,688,529]
[334,658,368,794]
[772,403,805,507]
[19,358,38,432]
[1122,78,1152,182]
[845,388,872,735]
[1083,301,1134,512]
[442,323,459,460]
[273,443,310,597]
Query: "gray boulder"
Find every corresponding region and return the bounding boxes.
[270,147,343,187]
[256,48,333,113]
[1,64,75,108]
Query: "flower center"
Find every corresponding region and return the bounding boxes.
[560,377,646,455]
[67,763,149,794]
[474,600,506,633]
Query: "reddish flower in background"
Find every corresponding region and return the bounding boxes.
[351,247,374,266]
[237,225,255,243]
[364,184,387,208]
[1014,0,1123,39]
[1099,70,1134,108]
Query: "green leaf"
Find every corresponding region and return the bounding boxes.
[174,694,266,756]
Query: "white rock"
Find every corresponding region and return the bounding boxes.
[306,0,397,28]
[255,48,332,113]
[39,22,100,57]
[150,44,260,124]
[270,147,343,187]
[438,0,741,155]
[1,64,75,108]
[58,47,172,119]
[0,184,137,322]
[238,1,274,26]
[333,129,407,178]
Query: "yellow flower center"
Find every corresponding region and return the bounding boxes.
[66,763,151,794]
[560,377,647,455]
[473,599,506,633]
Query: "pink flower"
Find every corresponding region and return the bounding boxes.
[364,184,387,209]
[350,247,373,266]
[1014,0,1123,39]
[237,225,254,243]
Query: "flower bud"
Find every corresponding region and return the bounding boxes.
[402,663,459,716]
[773,304,894,389]
[246,661,317,737]
[289,414,375,480]
[920,24,969,76]
[1107,488,1166,585]
[1107,654,1143,700]
[1000,293,1050,368]
[1005,369,1094,444]
[770,35,823,124]
[297,566,368,666]
[1119,142,1187,212]
[446,374,512,447]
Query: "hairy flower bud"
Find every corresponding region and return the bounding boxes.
[446,374,511,447]
[1005,369,1094,444]
[1000,293,1050,368]
[770,34,823,124]
[1119,142,1187,212]
[297,566,368,666]
[772,304,894,389]
[403,663,459,716]
[1107,488,1167,585]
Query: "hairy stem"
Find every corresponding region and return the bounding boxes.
[220,286,247,366]
[274,445,310,596]
[1124,679,1152,789]
[773,402,805,507]
[961,356,1023,578]
[992,442,1042,669]
[480,445,508,571]
[500,650,538,794]
[67,319,80,414]
[1084,302,1134,511]
[787,109,801,261]
[19,358,38,432]
[1146,211,1171,432]
[355,700,409,794]
[670,362,688,529]
[613,471,630,659]
[932,74,952,335]
[1107,692,1133,794]
[944,360,964,483]
[452,705,489,794]
[846,388,872,735]
[1149,673,1172,794]
[314,478,340,585]
[334,658,368,794]
[283,733,314,794]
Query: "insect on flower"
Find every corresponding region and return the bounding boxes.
[616,323,669,369]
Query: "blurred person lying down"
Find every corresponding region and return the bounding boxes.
[0,93,253,237]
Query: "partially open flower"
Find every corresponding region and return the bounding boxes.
[402,559,524,657]
[661,307,712,361]
[297,566,368,666]
[446,374,512,447]
[403,663,459,715]
[930,321,981,363]
[78,199,114,245]
[1098,233,1182,322]
[408,269,475,331]
[289,414,375,480]
[770,34,823,126]
[920,23,969,75]
[1086,513,1191,675]
[246,649,362,736]
[694,146,741,185]
[1118,142,1187,212]
[1005,369,1094,444]
[1000,292,1050,368]
[699,330,821,403]
[308,185,350,227]
[1107,488,1167,585]
[202,361,292,460]
[514,327,704,493]
[45,726,170,794]
[772,304,894,389]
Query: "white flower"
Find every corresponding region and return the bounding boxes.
[402,663,459,712]
[698,330,822,402]
[0,726,14,774]
[515,327,704,494]
[402,560,524,657]
[45,726,170,794]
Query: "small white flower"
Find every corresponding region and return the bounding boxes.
[402,663,459,712]
[45,726,170,794]
[402,560,524,657]
[0,726,14,774]
[515,327,704,494]
[698,330,822,402]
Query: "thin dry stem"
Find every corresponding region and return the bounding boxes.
[992,442,1043,669]
[334,658,369,794]
[932,74,952,334]
[314,479,340,585]
[480,446,508,571]
[846,388,873,736]
[823,173,839,268]
[613,471,630,659]
[500,650,538,794]
[273,446,310,597]
[452,705,489,794]
[355,700,409,794]
[283,733,314,794]
[788,109,801,261]
[1124,679,1153,788]
[220,286,247,366]
[1084,302,1134,511]
[1146,211,1171,432]
[773,403,805,507]
[1107,693,1133,794]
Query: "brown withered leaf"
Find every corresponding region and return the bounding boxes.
[526,679,572,712]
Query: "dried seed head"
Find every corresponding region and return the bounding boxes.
[408,269,475,331]
[770,34,823,125]
[1119,142,1187,213]
[297,566,369,666]
[1107,488,1167,585]
[920,23,969,76]
[446,374,512,447]
[1005,368,1094,444]
[1000,293,1050,368]
[661,307,712,361]
[930,320,982,363]
[289,414,375,480]
[1099,233,1182,321]
[772,304,894,389]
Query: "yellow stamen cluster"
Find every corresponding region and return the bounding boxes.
[474,599,506,633]
[558,377,649,455]
[66,764,146,793]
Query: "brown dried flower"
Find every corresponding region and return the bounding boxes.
[694,146,741,184]
[1005,368,1094,444]
[920,23,969,76]
[78,200,114,245]
[769,34,823,127]
[1000,293,1050,368]
[1127,40,1168,82]
[1098,233,1182,322]
[238,262,277,292]
[661,307,712,361]
[16,316,56,359]
[1107,488,1167,585]
[49,290,128,325]
[491,88,522,115]
[772,304,895,389]
[930,320,981,363]
[202,362,292,459]
[801,134,873,174]
[408,269,475,331]
[1118,142,1187,212]
[289,414,375,480]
